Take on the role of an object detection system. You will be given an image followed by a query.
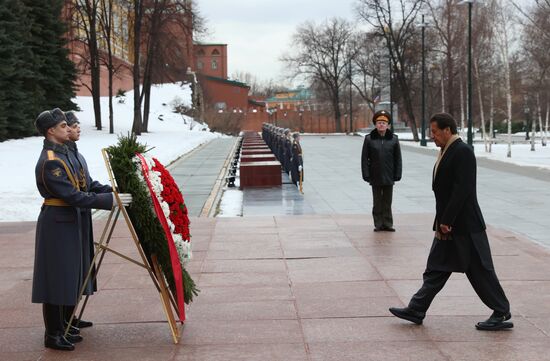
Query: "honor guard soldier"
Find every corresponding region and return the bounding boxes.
[65,110,113,329]
[32,109,132,351]
[282,129,292,174]
[290,132,304,190]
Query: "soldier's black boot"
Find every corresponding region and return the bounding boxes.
[63,305,83,343]
[43,304,74,351]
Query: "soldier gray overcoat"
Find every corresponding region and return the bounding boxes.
[32,140,113,306]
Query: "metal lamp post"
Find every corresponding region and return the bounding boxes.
[420,15,428,146]
[349,58,353,134]
[459,0,474,147]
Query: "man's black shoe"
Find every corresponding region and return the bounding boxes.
[44,333,75,351]
[475,312,513,331]
[66,333,83,343]
[74,318,93,328]
[374,227,382,232]
[389,307,425,325]
[383,226,396,232]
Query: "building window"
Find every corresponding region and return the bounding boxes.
[212,49,220,56]
[197,48,205,56]
[215,102,226,110]
[197,61,203,69]
[211,59,218,69]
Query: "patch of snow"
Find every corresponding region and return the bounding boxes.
[0,82,219,222]
[216,188,243,217]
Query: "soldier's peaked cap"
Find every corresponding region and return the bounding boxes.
[373,110,391,123]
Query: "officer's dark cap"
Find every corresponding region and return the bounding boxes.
[35,108,67,135]
[65,111,79,126]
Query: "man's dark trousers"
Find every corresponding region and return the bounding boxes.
[372,185,393,229]
[408,246,510,316]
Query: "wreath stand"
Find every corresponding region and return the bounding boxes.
[64,149,182,344]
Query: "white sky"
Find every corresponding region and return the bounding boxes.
[196,0,535,85]
[196,0,359,84]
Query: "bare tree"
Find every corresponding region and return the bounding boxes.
[72,0,103,130]
[522,0,550,146]
[427,0,466,117]
[470,1,496,152]
[352,31,383,112]
[282,18,358,132]
[493,0,514,157]
[98,0,128,134]
[356,0,423,140]
[130,0,144,135]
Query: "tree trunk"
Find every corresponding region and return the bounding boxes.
[132,1,143,135]
[530,111,536,151]
[396,72,419,141]
[90,22,102,130]
[489,82,494,153]
[545,98,549,146]
[143,71,152,133]
[459,73,465,139]
[333,93,342,132]
[441,61,445,112]
[538,93,546,146]
[474,58,488,152]
[446,51,454,116]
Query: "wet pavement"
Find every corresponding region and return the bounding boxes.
[3,134,550,360]
[169,137,235,216]
[1,215,550,360]
[241,135,550,249]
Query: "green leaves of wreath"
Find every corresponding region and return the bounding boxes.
[107,134,198,304]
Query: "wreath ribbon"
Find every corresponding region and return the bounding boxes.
[136,152,185,321]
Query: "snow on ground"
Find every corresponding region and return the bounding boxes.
[216,188,243,217]
[358,131,550,170]
[401,137,550,171]
[0,82,219,222]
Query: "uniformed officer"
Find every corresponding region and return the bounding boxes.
[64,110,113,329]
[32,109,131,350]
[290,132,303,187]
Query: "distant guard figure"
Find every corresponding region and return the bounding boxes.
[361,110,402,231]
[65,110,113,329]
[389,113,512,331]
[290,132,304,189]
[283,128,292,174]
[32,110,131,351]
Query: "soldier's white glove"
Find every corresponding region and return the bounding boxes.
[298,165,303,172]
[117,193,133,206]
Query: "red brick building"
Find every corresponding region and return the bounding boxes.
[194,44,228,79]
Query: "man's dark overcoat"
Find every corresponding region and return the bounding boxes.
[67,141,112,295]
[361,128,402,186]
[427,139,494,273]
[32,140,113,306]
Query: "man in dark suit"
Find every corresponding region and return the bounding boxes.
[389,113,512,331]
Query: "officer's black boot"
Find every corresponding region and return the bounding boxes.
[63,305,83,343]
[43,304,74,351]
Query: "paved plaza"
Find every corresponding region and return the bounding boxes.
[2,135,550,360]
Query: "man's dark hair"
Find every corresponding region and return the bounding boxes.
[430,113,458,134]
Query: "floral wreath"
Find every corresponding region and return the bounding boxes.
[133,153,192,321]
